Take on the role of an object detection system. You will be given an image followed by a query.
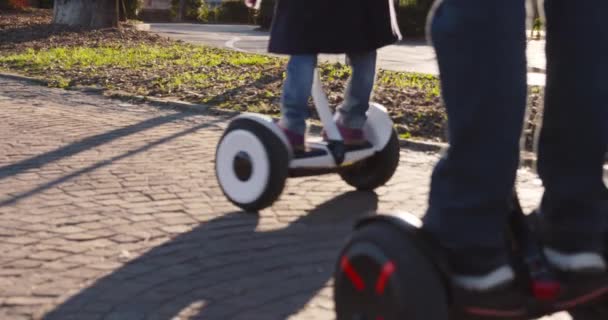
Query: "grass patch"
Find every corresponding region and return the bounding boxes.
[0,45,279,71]
[0,43,449,140]
[379,71,441,99]
[399,132,412,140]
[0,44,287,111]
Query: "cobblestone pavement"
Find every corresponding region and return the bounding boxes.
[0,77,573,320]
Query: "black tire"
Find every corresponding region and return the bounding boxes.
[339,129,400,191]
[215,118,289,212]
[334,221,449,320]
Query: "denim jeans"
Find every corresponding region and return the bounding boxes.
[280,51,377,135]
[422,0,608,273]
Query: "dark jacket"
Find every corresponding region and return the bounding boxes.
[267,0,402,55]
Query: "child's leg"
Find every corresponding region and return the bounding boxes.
[280,55,317,140]
[337,50,378,130]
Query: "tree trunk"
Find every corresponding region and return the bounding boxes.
[53,0,119,28]
[119,0,128,22]
[177,0,187,22]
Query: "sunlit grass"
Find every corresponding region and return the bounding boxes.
[0,44,442,99]
[0,44,279,70]
[378,70,440,98]
[0,43,450,140]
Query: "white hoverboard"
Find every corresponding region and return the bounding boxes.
[215,69,400,212]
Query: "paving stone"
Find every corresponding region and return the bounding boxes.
[4,296,53,306]
[63,233,104,241]
[52,226,85,235]
[28,250,69,261]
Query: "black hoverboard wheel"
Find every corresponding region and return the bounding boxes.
[338,128,400,191]
[334,213,449,320]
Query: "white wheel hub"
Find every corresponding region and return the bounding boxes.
[216,129,270,204]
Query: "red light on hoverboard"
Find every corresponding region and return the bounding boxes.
[375,261,396,295]
[341,256,365,292]
[532,280,561,301]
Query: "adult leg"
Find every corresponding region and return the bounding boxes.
[422,0,528,280]
[537,0,608,271]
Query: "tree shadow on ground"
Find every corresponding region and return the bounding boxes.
[0,115,227,206]
[0,112,193,182]
[0,71,284,206]
[44,191,378,320]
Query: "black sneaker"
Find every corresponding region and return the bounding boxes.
[544,248,608,310]
[450,265,529,320]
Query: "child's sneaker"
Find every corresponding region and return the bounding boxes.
[322,124,369,147]
[275,120,305,153]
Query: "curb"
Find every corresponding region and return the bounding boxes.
[0,72,539,169]
[0,71,49,86]
[105,89,213,113]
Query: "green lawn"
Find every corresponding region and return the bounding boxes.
[0,44,447,140]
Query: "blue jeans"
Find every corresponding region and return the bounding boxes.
[423,0,608,273]
[280,51,377,135]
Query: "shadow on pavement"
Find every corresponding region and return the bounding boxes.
[0,70,283,188]
[0,116,226,207]
[0,113,193,182]
[0,73,284,206]
[44,191,378,320]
